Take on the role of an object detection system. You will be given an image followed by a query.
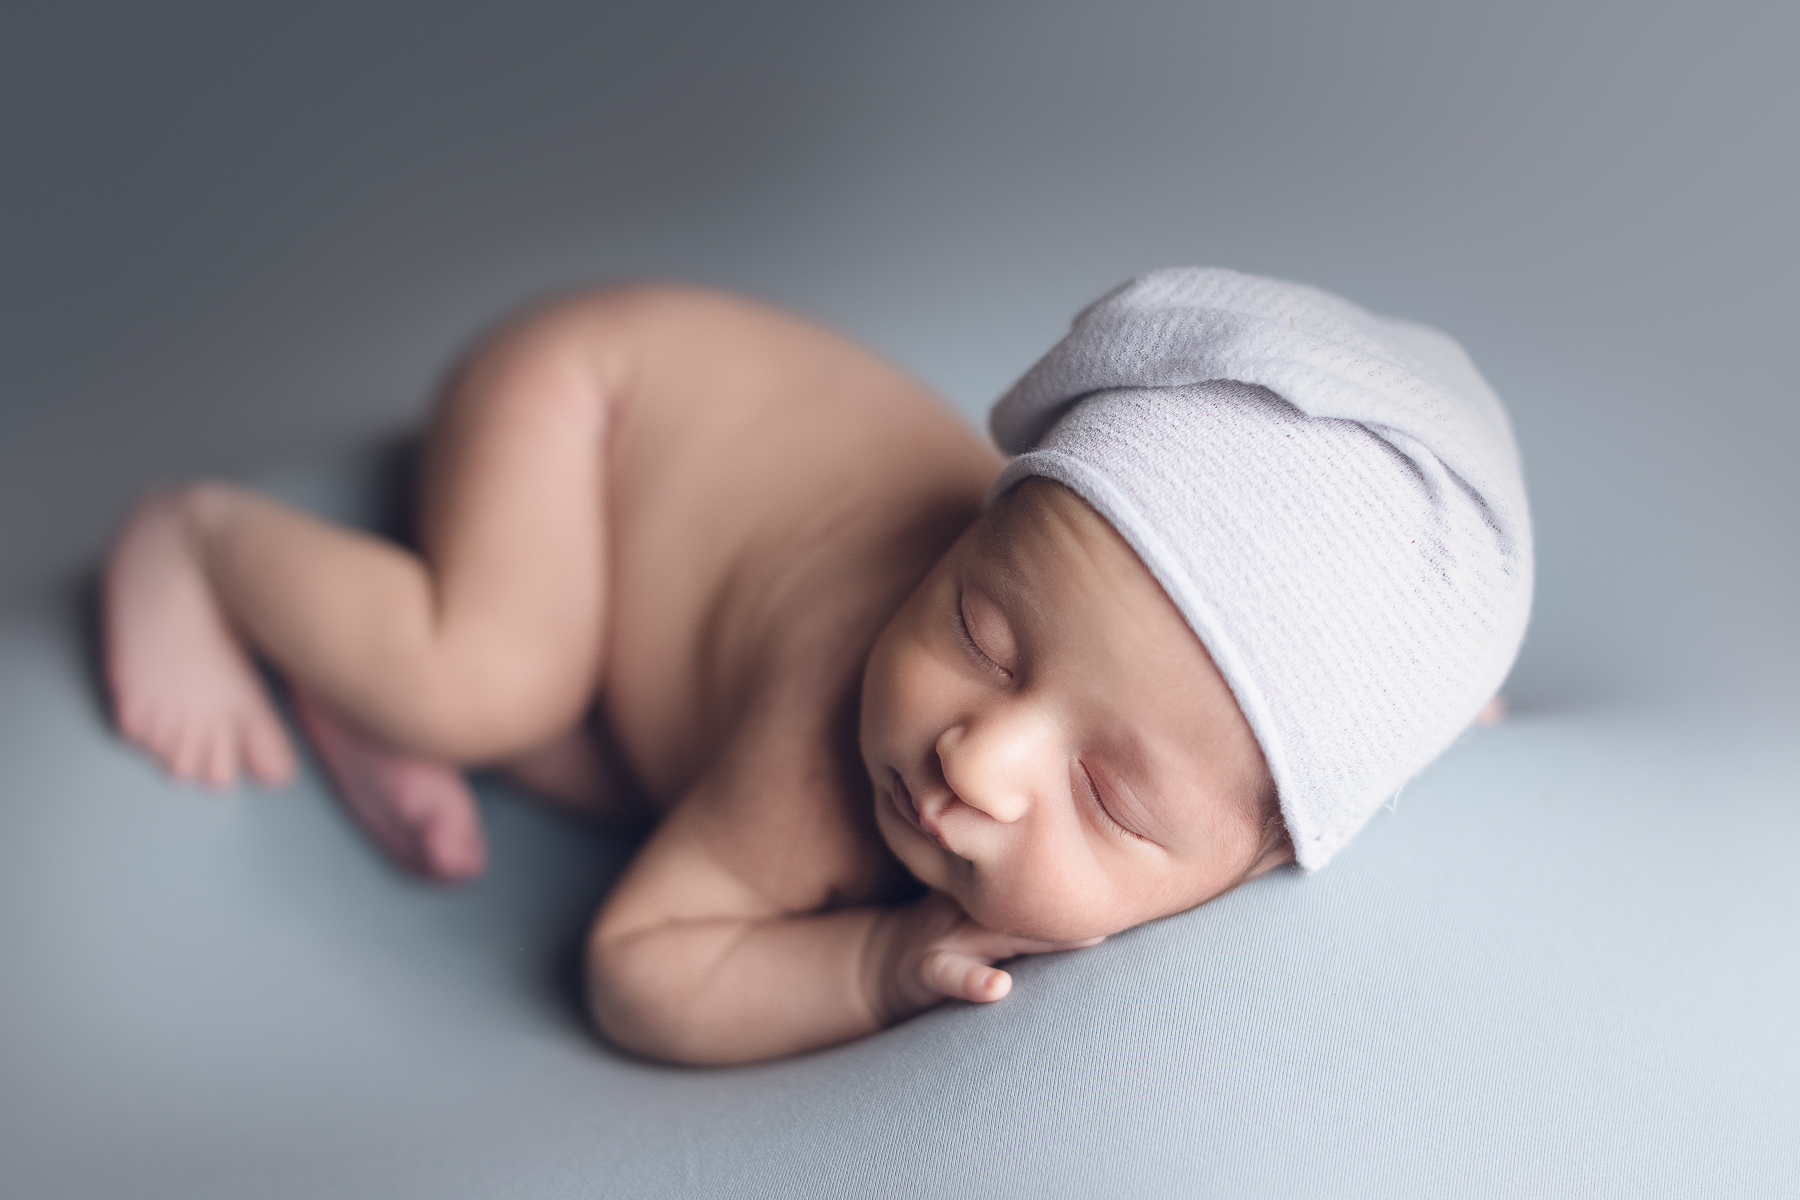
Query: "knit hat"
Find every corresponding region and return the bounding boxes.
[989,268,1532,869]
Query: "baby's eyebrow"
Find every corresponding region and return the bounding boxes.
[975,517,1028,580]
[966,539,1041,628]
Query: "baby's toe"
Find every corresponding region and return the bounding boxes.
[121,697,169,750]
[113,696,148,742]
[241,712,296,786]
[168,725,207,780]
[204,733,238,790]
[422,817,486,882]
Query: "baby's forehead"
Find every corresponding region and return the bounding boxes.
[973,478,1269,800]
[978,478,1125,575]
[976,480,1178,634]
[977,488,1229,707]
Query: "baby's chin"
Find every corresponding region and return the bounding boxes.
[869,789,954,893]
[952,881,1129,943]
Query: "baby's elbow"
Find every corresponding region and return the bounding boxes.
[584,930,728,1066]
[586,935,679,1062]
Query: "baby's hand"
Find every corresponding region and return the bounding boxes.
[867,891,1104,1025]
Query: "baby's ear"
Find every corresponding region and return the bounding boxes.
[1245,846,1295,882]
[1245,807,1296,880]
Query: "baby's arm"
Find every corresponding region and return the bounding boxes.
[588,770,1095,1065]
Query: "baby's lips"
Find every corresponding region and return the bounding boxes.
[892,773,954,852]
[915,809,952,852]
[889,772,921,826]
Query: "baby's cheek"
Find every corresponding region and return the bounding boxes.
[858,635,909,755]
[864,642,948,750]
[965,871,1114,943]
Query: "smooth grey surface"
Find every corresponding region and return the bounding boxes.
[4,558,1798,1198]
[3,1,1799,1196]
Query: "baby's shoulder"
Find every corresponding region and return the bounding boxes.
[674,681,910,912]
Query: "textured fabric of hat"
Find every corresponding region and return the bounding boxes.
[989,268,1532,869]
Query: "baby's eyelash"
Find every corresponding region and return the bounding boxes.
[953,594,1009,677]
[1083,766,1151,844]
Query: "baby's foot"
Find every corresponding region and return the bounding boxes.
[104,488,297,788]
[292,688,487,883]
[1474,695,1507,726]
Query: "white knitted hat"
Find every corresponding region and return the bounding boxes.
[990,268,1532,870]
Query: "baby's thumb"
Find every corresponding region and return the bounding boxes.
[920,948,1011,1004]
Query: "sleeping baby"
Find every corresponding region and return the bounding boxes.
[103,268,1531,1064]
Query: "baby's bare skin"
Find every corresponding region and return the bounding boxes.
[105,285,1283,1065]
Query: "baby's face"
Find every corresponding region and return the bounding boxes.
[860,479,1285,943]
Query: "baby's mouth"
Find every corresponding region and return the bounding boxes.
[890,773,948,849]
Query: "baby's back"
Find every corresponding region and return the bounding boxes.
[555,286,999,807]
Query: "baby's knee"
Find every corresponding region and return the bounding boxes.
[386,655,593,766]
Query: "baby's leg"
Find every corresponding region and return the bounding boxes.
[106,316,614,869]
[290,686,488,880]
[104,490,300,788]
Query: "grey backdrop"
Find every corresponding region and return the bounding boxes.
[3,2,1797,1197]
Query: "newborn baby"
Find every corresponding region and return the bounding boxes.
[104,269,1531,1065]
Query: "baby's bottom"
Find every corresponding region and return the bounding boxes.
[104,321,624,878]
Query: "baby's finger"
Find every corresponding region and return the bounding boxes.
[1019,934,1107,954]
[920,948,1012,1004]
[955,928,1106,960]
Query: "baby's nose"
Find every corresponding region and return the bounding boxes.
[935,722,1039,825]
